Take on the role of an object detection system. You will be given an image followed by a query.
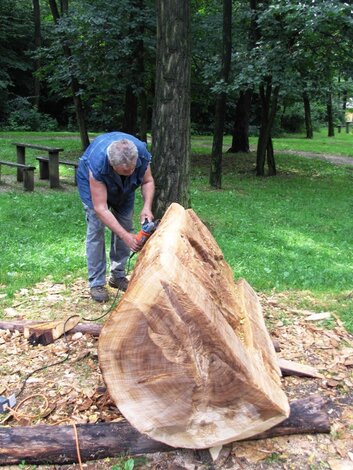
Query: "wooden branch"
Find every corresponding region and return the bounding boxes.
[0,320,101,337]
[0,396,330,465]
[24,317,80,345]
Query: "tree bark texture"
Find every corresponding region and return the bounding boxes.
[99,203,289,449]
[210,0,232,188]
[151,0,191,219]
[256,80,279,176]
[48,0,90,150]
[303,91,313,139]
[0,396,329,465]
[228,91,251,153]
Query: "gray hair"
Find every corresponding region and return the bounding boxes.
[107,139,138,167]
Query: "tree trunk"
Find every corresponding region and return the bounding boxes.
[151,0,191,219]
[0,396,329,466]
[122,85,137,136]
[327,92,334,137]
[99,203,290,449]
[256,80,279,176]
[228,91,251,153]
[209,0,232,188]
[266,137,276,176]
[48,0,90,150]
[303,91,313,139]
[32,0,41,109]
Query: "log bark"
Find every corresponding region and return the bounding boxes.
[99,203,289,449]
[0,396,329,466]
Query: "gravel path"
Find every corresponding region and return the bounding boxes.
[277,149,353,166]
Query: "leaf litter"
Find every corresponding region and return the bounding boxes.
[0,278,353,469]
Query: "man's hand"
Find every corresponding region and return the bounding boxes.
[123,232,143,252]
[140,207,154,223]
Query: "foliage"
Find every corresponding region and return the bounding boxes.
[0,97,58,132]
[34,0,156,131]
[0,0,35,121]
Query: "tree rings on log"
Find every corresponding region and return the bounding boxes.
[99,203,290,448]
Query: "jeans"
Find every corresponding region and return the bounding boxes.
[83,204,134,288]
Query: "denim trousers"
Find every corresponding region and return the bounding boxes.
[83,204,134,288]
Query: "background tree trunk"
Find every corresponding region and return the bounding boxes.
[228,91,251,153]
[303,91,313,139]
[122,85,137,135]
[151,0,191,219]
[256,80,279,176]
[32,0,41,109]
[210,0,232,188]
[48,0,90,150]
[327,92,334,137]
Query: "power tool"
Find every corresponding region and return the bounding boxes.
[134,218,160,251]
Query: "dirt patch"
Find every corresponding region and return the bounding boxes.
[1,279,353,469]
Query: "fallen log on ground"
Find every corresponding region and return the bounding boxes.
[0,396,330,466]
[99,203,290,448]
[0,320,101,337]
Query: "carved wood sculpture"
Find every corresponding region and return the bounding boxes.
[98,203,290,449]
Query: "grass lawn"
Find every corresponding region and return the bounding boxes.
[0,130,352,332]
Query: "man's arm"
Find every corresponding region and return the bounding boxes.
[140,165,155,222]
[89,171,141,252]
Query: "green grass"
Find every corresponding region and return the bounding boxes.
[0,131,352,332]
[192,128,353,157]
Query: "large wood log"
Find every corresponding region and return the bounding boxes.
[0,397,330,466]
[99,203,290,449]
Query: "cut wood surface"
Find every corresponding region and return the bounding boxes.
[0,396,329,466]
[23,316,80,345]
[99,203,290,449]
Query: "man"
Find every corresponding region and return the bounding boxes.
[77,132,155,302]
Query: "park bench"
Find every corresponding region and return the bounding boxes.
[0,161,36,191]
[12,142,64,188]
[36,156,78,186]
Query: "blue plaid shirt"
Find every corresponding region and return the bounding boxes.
[77,132,151,212]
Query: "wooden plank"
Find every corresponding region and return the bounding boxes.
[0,397,330,466]
[278,358,323,378]
[12,142,64,152]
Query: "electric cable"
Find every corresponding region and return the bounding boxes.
[10,252,135,402]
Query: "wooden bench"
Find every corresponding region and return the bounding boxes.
[12,142,64,188]
[0,161,36,191]
[36,156,78,185]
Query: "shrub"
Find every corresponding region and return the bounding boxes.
[0,97,58,131]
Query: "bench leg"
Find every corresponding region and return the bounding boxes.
[16,147,25,182]
[23,169,34,192]
[48,152,60,188]
[39,159,49,179]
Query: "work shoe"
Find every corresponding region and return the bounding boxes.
[90,286,109,303]
[108,276,129,292]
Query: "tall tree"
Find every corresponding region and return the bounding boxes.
[151,0,191,219]
[32,0,41,109]
[209,0,232,189]
[48,0,90,149]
